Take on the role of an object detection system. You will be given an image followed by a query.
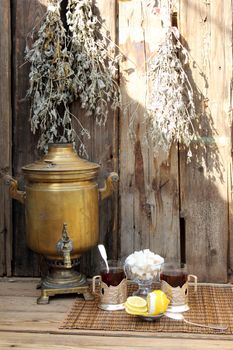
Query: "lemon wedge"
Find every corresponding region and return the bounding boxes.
[147,290,170,315]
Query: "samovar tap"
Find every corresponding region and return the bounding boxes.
[56,223,73,269]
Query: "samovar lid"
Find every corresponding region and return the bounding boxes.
[22,143,100,181]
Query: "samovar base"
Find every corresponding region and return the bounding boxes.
[37,261,94,304]
[37,284,94,304]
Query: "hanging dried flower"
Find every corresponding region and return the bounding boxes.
[145,0,196,161]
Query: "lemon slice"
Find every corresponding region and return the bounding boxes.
[126,296,147,309]
[125,302,148,314]
[125,307,146,316]
[125,296,148,316]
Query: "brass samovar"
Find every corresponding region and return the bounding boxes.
[8,143,118,304]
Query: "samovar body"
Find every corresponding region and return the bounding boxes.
[9,143,117,303]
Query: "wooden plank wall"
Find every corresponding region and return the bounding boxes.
[0,0,232,281]
[179,0,232,282]
[0,0,12,276]
[118,1,180,262]
[11,0,49,276]
[75,0,119,276]
[118,0,233,282]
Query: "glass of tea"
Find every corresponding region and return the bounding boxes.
[160,262,197,312]
[92,260,127,311]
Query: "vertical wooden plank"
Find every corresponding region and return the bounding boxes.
[229,2,233,283]
[0,0,12,276]
[119,1,180,260]
[93,0,119,264]
[179,0,232,281]
[73,0,119,276]
[12,0,49,276]
[229,162,233,280]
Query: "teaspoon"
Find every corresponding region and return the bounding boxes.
[165,312,228,331]
[98,244,109,273]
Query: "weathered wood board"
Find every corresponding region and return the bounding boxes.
[178,0,232,281]
[1,332,233,350]
[118,0,180,261]
[11,0,49,276]
[0,0,12,276]
[70,0,119,276]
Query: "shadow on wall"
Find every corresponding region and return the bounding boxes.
[117,37,228,282]
[180,35,224,184]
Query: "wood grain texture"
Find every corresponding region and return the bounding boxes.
[11,0,49,276]
[118,1,180,260]
[0,0,12,276]
[179,0,232,281]
[74,0,119,277]
[229,162,233,276]
[0,332,233,350]
[0,279,232,347]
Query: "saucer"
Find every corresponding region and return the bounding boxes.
[139,313,164,321]
[125,308,164,321]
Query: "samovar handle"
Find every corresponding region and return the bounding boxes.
[5,175,26,204]
[99,172,119,200]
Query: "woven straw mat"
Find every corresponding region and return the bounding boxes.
[60,284,233,335]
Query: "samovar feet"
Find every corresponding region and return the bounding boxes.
[37,285,94,304]
[36,281,42,290]
[37,290,50,304]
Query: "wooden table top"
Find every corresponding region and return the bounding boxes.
[0,278,232,349]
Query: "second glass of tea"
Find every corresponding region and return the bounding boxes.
[92,260,127,311]
[160,262,197,313]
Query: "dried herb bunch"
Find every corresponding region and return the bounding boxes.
[25,0,77,151]
[66,0,121,125]
[145,0,196,160]
[26,0,120,153]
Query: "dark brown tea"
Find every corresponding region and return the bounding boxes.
[160,271,188,287]
[101,268,125,287]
